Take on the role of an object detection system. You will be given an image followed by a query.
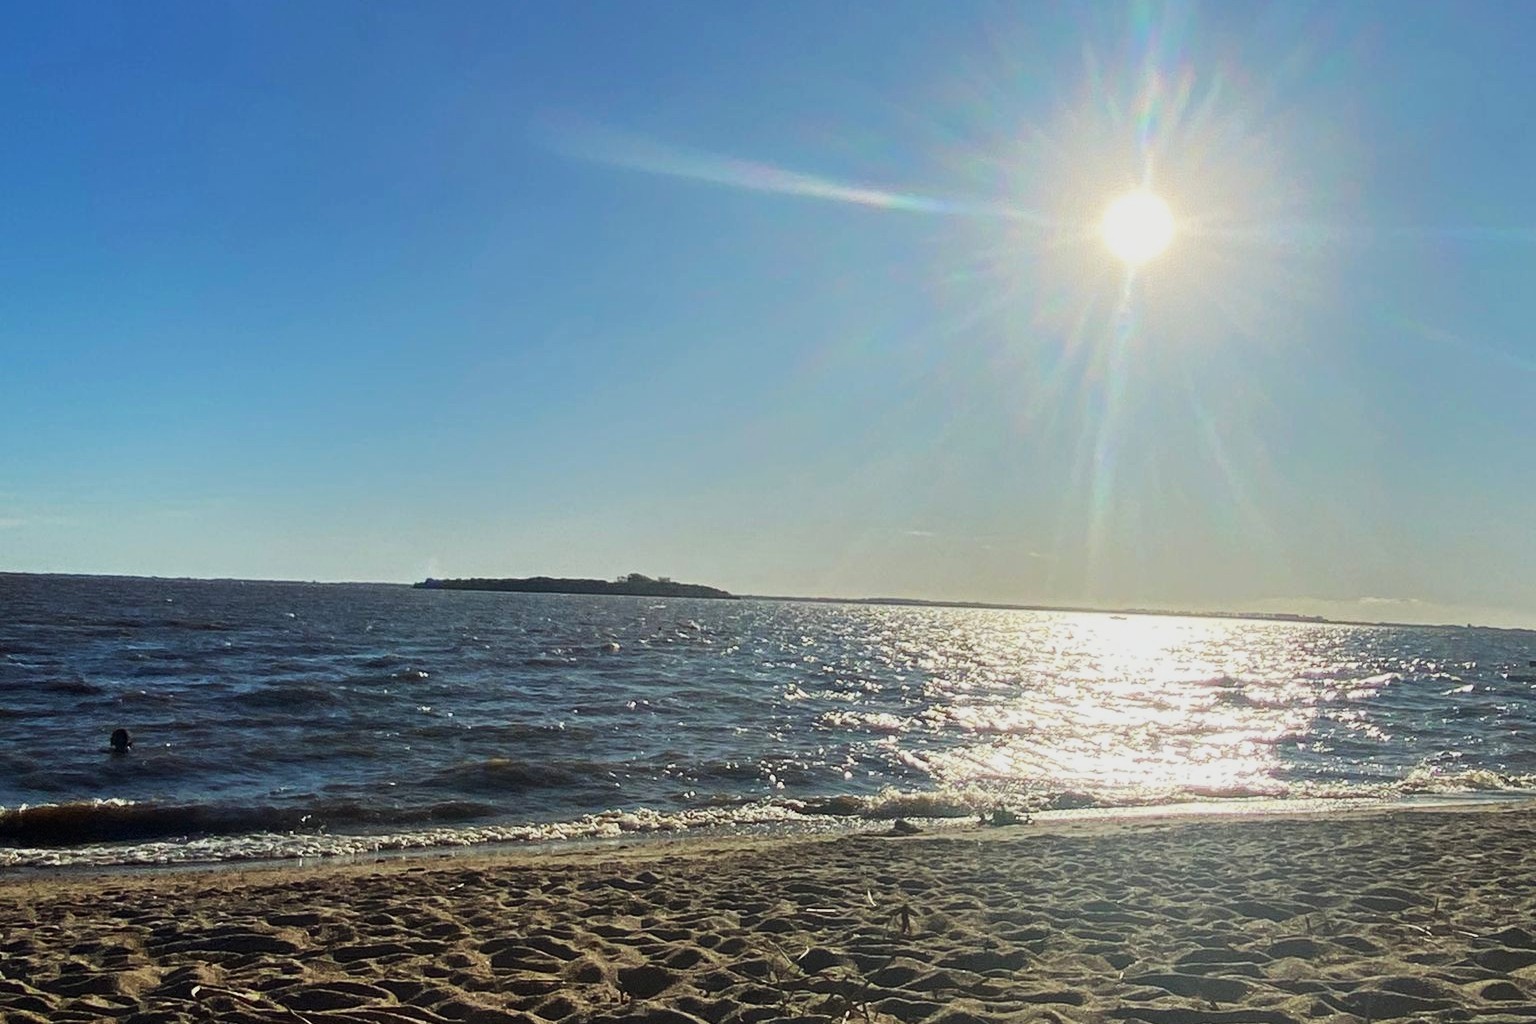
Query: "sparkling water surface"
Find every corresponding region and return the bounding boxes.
[2,573,1534,866]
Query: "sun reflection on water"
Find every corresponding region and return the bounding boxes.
[874,611,1327,804]
[767,601,1526,810]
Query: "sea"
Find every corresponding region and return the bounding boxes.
[3,573,1535,869]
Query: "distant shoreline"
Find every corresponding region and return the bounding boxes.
[2,571,1528,631]
[742,592,1329,624]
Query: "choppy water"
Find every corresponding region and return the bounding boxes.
[3,573,1535,867]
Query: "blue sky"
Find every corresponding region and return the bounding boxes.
[4,2,1536,627]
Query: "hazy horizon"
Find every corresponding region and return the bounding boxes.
[4,567,1524,632]
[5,2,1536,631]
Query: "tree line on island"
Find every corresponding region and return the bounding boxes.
[414,573,736,599]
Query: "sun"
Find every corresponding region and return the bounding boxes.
[1101,190,1175,265]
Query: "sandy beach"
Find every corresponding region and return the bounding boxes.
[4,804,1536,1024]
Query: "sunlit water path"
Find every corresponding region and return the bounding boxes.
[2,574,1534,866]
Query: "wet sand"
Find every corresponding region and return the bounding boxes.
[4,803,1536,1023]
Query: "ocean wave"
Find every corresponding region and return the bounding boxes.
[0,799,287,845]
[412,722,601,747]
[815,710,911,734]
[42,676,107,696]
[6,775,1536,868]
[795,787,989,819]
[680,760,765,783]
[333,667,433,688]
[0,670,96,695]
[425,757,616,795]
[795,773,1536,821]
[0,796,502,847]
[0,800,813,868]
[1395,766,1536,794]
[232,681,347,711]
[522,655,580,668]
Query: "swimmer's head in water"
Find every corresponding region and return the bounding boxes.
[110,728,132,752]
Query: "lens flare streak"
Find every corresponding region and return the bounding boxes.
[543,118,1051,224]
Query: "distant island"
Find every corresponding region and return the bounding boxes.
[414,573,736,600]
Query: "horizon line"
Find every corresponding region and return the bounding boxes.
[3,569,1528,634]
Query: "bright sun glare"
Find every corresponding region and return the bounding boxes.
[1101,190,1175,265]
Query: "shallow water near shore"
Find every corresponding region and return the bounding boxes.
[3,572,1536,867]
